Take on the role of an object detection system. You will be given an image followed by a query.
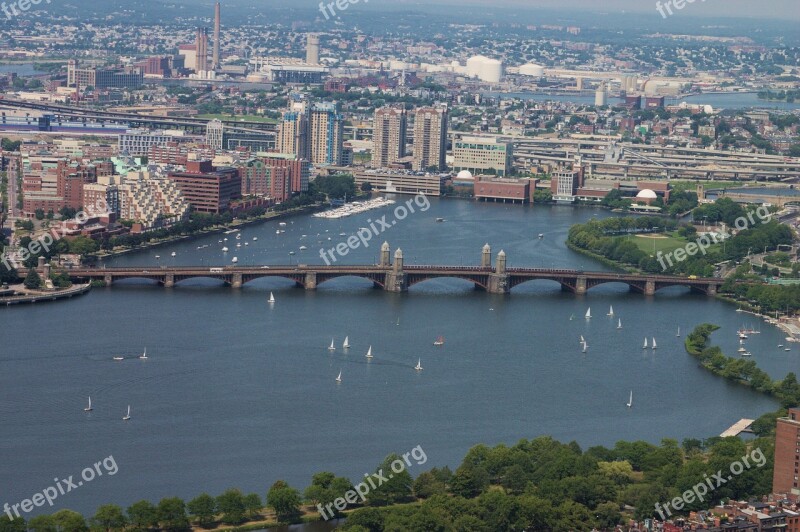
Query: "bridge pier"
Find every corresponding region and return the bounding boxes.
[487,273,509,294]
[305,272,317,290]
[384,272,407,292]
[104,273,113,286]
[645,280,656,296]
[575,276,587,295]
[163,273,175,288]
[231,273,243,289]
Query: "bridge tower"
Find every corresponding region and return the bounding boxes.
[380,241,391,267]
[384,248,407,292]
[487,250,510,294]
[481,243,491,268]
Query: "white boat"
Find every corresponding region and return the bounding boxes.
[607,305,614,316]
[236,243,241,248]
[579,335,585,344]
[643,338,648,349]
[218,240,223,243]
[155,255,160,259]
[236,234,242,240]
[335,370,342,383]
[569,314,575,321]
[328,339,336,351]
[276,230,280,234]
[366,346,373,359]
[396,317,400,326]
[253,237,258,241]
[651,338,657,350]
[785,347,792,351]
[676,327,681,337]
[617,319,622,329]
[122,405,131,421]
[279,222,287,226]
[581,341,588,353]
[741,351,753,357]
[538,233,544,239]
[222,247,229,252]
[268,292,275,303]
[231,257,238,263]
[414,358,423,371]
[244,243,249,246]
[171,252,176,257]
[343,336,350,349]
[339,233,346,236]
[299,246,308,251]
[585,308,591,319]
[626,391,633,409]
[433,336,445,346]
[139,347,147,360]
[84,396,93,412]
[113,355,124,361]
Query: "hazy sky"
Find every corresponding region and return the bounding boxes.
[307,0,800,21]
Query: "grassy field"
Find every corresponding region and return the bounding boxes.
[624,233,688,254]
[196,114,278,124]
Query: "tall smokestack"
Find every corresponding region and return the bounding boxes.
[213,2,221,70]
[306,33,320,65]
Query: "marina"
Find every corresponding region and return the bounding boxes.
[312,197,396,219]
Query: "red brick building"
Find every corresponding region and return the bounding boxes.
[167,160,241,214]
[775,408,800,497]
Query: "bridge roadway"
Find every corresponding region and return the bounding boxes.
[63,264,723,295]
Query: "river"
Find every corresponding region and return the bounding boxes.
[0,197,790,518]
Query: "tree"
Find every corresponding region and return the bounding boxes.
[266,480,302,523]
[91,504,127,532]
[52,510,88,532]
[35,208,45,220]
[413,471,447,499]
[366,454,414,506]
[186,493,216,527]
[127,500,158,532]
[242,493,263,520]
[0,516,26,532]
[27,516,56,532]
[360,182,373,192]
[156,497,189,532]
[216,488,245,524]
[24,268,41,289]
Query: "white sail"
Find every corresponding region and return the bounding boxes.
[343,336,350,349]
[627,391,633,408]
[140,347,147,359]
[336,370,342,383]
[123,405,131,420]
[582,341,588,353]
[607,305,614,316]
[366,346,373,358]
[328,339,336,351]
[415,358,423,371]
[643,338,648,349]
[580,335,585,344]
[617,319,622,329]
[585,308,591,319]
[268,292,275,303]
[652,338,657,350]
[677,327,681,337]
[84,396,92,412]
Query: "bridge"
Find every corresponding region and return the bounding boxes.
[53,244,723,295]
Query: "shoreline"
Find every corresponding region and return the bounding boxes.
[0,282,92,306]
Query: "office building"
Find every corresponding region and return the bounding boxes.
[67,60,144,89]
[206,119,224,150]
[167,161,241,214]
[453,136,513,177]
[372,107,407,169]
[306,33,320,65]
[550,167,584,203]
[774,408,800,497]
[413,107,448,171]
[309,102,344,166]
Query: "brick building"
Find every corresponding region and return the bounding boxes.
[167,160,241,214]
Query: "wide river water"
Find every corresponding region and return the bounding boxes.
[1,197,793,517]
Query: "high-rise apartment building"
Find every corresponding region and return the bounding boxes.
[372,107,407,169]
[309,102,344,166]
[195,28,209,73]
[774,408,800,497]
[413,107,448,171]
[276,105,309,160]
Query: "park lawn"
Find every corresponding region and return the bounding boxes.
[624,232,688,255]
[196,114,278,124]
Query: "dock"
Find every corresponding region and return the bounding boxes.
[720,418,755,437]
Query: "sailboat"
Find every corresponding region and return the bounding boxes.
[328,339,336,351]
[643,338,648,349]
[569,314,575,321]
[585,308,591,319]
[607,305,614,316]
[651,338,657,350]
[268,292,275,303]
[617,318,622,329]
[139,347,147,360]
[84,397,93,412]
[626,391,633,408]
[343,336,350,349]
[581,341,588,353]
[433,336,445,346]
[335,370,342,383]
[414,358,423,371]
[113,355,124,361]
[396,317,400,326]
[366,346,373,359]
[579,335,585,344]
[676,327,681,337]
[122,405,131,421]
[738,340,747,353]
